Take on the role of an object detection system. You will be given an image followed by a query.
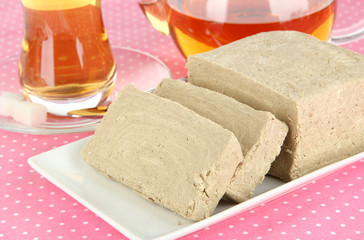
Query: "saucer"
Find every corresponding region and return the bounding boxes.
[0,46,171,134]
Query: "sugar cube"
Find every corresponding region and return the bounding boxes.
[0,92,25,116]
[13,101,47,126]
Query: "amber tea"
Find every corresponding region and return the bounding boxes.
[139,0,336,57]
[19,0,116,115]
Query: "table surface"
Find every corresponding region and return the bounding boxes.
[0,0,363,239]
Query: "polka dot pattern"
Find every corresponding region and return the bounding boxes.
[181,159,364,240]
[0,0,363,239]
[333,0,364,52]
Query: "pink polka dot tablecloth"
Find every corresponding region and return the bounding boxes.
[0,0,363,239]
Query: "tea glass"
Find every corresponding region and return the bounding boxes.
[138,0,364,58]
[19,0,117,115]
[19,0,170,117]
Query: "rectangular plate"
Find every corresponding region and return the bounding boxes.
[28,136,364,240]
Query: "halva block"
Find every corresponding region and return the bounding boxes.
[154,78,288,202]
[81,85,243,221]
[188,31,364,180]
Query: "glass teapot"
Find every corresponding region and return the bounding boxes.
[138,0,364,57]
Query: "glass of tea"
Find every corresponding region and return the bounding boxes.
[19,0,116,116]
[138,0,364,58]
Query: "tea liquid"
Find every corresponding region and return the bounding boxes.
[140,0,336,57]
[20,0,116,102]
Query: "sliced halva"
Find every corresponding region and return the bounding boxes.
[188,31,364,181]
[81,85,243,221]
[154,78,288,202]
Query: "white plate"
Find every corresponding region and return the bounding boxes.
[28,137,364,240]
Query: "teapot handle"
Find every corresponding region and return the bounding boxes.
[137,0,170,36]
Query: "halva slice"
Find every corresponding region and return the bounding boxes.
[154,78,288,202]
[81,85,243,221]
[188,31,364,181]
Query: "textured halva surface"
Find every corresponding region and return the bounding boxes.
[81,85,243,221]
[154,78,288,202]
[188,31,364,181]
